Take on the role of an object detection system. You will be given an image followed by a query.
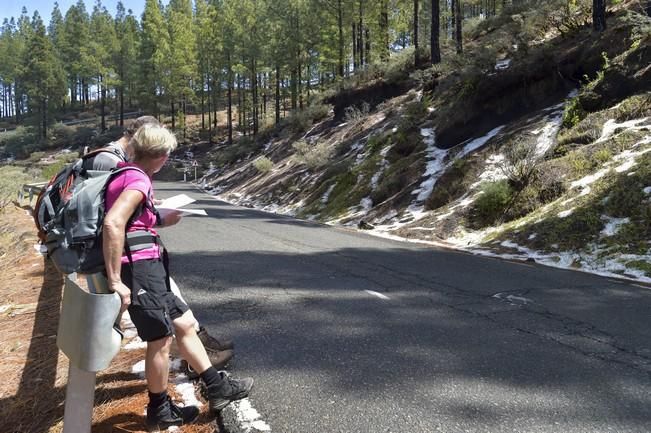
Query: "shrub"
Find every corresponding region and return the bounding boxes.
[470,180,514,228]
[562,97,586,129]
[28,151,46,162]
[344,102,370,124]
[500,138,542,191]
[0,126,39,159]
[49,123,75,148]
[253,156,273,173]
[533,163,568,203]
[613,93,651,122]
[283,103,331,134]
[292,139,333,169]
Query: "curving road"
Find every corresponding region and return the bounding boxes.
[155,181,651,433]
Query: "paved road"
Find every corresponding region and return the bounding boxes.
[155,181,651,433]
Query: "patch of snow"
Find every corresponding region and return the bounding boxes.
[643,186,651,195]
[410,128,448,204]
[360,197,373,211]
[533,110,563,157]
[571,168,608,196]
[131,360,145,378]
[558,209,574,218]
[173,375,203,408]
[600,216,629,237]
[321,184,336,204]
[473,153,506,188]
[596,117,650,144]
[124,337,147,350]
[528,233,537,240]
[459,125,505,157]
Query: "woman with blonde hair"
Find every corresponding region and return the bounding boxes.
[103,124,253,431]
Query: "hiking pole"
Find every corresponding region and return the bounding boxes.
[58,273,122,433]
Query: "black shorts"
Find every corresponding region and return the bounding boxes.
[121,258,189,342]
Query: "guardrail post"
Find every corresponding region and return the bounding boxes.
[58,273,122,433]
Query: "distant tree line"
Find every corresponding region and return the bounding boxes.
[0,0,625,141]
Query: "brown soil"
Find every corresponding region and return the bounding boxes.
[0,203,217,433]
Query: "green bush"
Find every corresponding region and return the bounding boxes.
[292,139,333,169]
[613,93,651,122]
[0,126,39,159]
[562,97,586,129]
[470,180,514,228]
[28,151,46,162]
[283,103,331,134]
[48,123,76,148]
[253,156,273,173]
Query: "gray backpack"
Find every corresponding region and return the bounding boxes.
[44,166,152,274]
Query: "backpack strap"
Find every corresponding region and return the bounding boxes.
[80,146,128,171]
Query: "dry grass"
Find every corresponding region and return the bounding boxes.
[0,202,218,433]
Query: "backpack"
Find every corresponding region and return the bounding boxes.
[43,165,154,275]
[34,147,125,242]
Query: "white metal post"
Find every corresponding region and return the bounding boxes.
[61,273,114,433]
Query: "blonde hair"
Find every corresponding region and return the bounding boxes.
[130,124,177,160]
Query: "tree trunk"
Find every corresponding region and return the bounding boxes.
[358,0,364,67]
[454,0,463,54]
[414,0,420,67]
[365,26,371,64]
[337,0,344,78]
[252,58,258,136]
[119,86,124,127]
[171,101,176,130]
[431,0,441,64]
[100,75,106,132]
[275,65,281,125]
[207,74,212,142]
[380,0,389,60]
[201,74,205,132]
[646,0,651,17]
[227,53,233,144]
[592,0,606,31]
[352,23,358,70]
[41,98,47,139]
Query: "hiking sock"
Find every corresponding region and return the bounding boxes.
[199,366,222,388]
[148,390,168,408]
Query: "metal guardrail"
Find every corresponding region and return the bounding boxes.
[58,273,123,433]
[19,182,47,202]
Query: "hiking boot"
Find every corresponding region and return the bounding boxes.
[181,349,234,379]
[145,395,199,432]
[198,326,234,351]
[205,371,254,412]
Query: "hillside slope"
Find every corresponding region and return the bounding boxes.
[193,6,651,283]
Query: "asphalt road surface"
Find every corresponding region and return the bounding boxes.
[155,181,651,433]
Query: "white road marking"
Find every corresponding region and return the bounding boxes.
[364,290,390,300]
[231,398,272,432]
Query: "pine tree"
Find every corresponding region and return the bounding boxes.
[20,12,66,138]
[114,2,140,125]
[140,0,169,117]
